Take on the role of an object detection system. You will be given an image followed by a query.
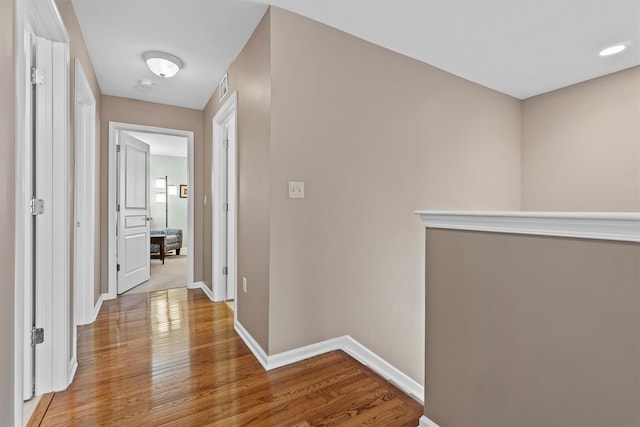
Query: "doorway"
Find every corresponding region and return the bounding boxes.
[107,122,196,299]
[74,58,97,326]
[122,131,189,295]
[212,91,238,307]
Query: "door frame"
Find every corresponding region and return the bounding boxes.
[212,91,238,303]
[107,122,196,299]
[73,58,97,325]
[14,0,71,425]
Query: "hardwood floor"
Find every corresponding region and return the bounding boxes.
[39,288,422,426]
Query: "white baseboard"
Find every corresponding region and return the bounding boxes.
[195,281,215,301]
[234,320,268,369]
[23,395,42,427]
[91,294,104,323]
[419,415,441,427]
[267,336,345,370]
[67,358,78,386]
[342,336,424,402]
[234,319,425,403]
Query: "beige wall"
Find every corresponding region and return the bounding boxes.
[522,67,640,211]
[100,96,204,292]
[203,10,272,351]
[424,229,640,426]
[267,8,521,382]
[0,0,16,422]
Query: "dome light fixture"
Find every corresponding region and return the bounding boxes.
[143,51,183,78]
[599,43,627,57]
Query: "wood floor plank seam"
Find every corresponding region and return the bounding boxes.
[39,288,422,426]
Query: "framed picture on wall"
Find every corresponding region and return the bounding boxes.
[180,185,188,198]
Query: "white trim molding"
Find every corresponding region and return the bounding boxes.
[107,122,195,300]
[419,415,441,427]
[268,337,344,371]
[234,321,269,369]
[416,211,640,243]
[234,320,425,404]
[212,91,238,302]
[73,57,96,327]
[67,359,78,386]
[195,281,215,302]
[91,295,104,324]
[342,336,424,402]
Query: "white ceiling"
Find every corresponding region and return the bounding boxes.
[72,0,639,108]
[71,0,269,109]
[257,0,640,99]
[125,131,188,158]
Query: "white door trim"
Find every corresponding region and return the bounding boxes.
[14,0,70,425]
[107,122,196,300]
[73,58,96,326]
[212,91,238,303]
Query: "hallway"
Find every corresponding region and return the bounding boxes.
[35,288,422,426]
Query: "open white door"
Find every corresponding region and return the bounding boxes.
[16,2,72,423]
[32,34,71,396]
[117,132,151,294]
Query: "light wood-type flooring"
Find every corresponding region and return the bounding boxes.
[36,288,422,426]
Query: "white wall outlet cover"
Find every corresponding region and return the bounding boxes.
[288,181,304,199]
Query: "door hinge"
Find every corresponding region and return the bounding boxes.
[223,139,229,149]
[222,266,228,275]
[117,263,120,272]
[116,203,120,212]
[116,145,121,152]
[30,198,44,216]
[31,67,45,85]
[31,327,44,346]
[223,202,228,212]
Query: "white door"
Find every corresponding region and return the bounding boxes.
[212,92,237,302]
[25,33,70,398]
[220,124,229,298]
[22,33,38,401]
[225,121,237,301]
[27,35,57,399]
[117,132,151,294]
[219,122,237,301]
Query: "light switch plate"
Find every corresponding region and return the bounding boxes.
[288,181,304,198]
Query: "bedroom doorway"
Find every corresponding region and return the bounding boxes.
[107,122,196,299]
[121,131,189,295]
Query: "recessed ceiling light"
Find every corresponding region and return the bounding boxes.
[143,51,183,78]
[599,44,627,56]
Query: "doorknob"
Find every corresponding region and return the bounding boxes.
[146,217,151,221]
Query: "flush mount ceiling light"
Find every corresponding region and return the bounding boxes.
[599,43,627,57]
[143,51,183,78]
